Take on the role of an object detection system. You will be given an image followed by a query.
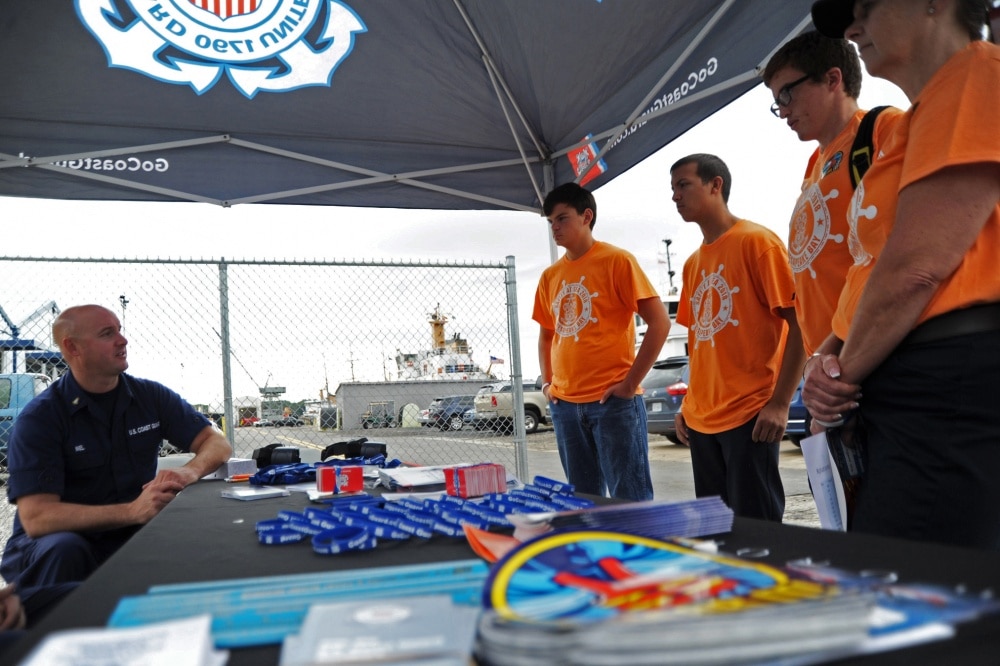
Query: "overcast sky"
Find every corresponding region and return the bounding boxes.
[0,75,909,386]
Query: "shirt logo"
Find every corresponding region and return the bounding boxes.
[74,444,86,453]
[690,264,739,348]
[821,151,844,177]
[789,184,845,277]
[128,421,161,437]
[77,0,367,98]
[846,182,877,267]
[552,276,599,342]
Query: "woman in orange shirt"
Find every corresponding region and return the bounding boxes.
[804,0,1000,548]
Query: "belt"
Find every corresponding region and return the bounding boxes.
[904,302,1000,346]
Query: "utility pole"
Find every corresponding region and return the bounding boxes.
[662,238,678,295]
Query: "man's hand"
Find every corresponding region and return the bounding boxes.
[675,412,690,447]
[753,401,788,443]
[599,381,634,404]
[0,585,26,631]
[132,472,185,524]
[152,466,201,489]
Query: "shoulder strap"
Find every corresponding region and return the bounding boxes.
[849,105,889,189]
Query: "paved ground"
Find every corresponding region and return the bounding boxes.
[523,426,821,528]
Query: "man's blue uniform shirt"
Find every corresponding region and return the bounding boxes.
[5,371,211,540]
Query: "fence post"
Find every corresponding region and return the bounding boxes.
[218,258,235,447]
[505,255,528,482]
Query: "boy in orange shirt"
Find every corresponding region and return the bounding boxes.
[534,183,669,501]
[672,155,805,521]
[762,31,901,356]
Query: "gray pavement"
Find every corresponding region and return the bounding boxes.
[523,427,821,528]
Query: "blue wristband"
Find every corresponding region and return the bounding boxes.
[311,525,377,555]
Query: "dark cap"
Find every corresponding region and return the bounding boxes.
[811,0,854,38]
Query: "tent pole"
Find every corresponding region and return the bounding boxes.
[451,0,547,159]
[482,56,546,211]
[543,163,558,265]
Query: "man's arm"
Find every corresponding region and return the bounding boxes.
[16,480,184,539]
[0,585,26,632]
[752,307,806,443]
[602,296,670,402]
[17,426,231,539]
[538,326,555,402]
[156,425,232,487]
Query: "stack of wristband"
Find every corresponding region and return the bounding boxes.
[253,475,593,555]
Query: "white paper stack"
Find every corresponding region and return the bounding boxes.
[21,614,226,666]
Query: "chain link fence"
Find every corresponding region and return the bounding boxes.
[0,255,530,555]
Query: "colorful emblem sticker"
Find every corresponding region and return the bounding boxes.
[76,0,367,97]
[484,530,834,623]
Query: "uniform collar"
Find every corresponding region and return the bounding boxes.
[59,371,133,414]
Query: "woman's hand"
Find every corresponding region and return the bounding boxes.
[802,354,861,428]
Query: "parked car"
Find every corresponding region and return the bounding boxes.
[473,378,547,434]
[425,394,477,431]
[641,356,689,444]
[785,379,809,446]
[0,373,53,468]
[641,357,809,446]
[272,416,304,427]
[462,407,477,428]
[253,418,274,428]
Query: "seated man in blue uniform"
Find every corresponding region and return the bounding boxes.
[1,304,232,589]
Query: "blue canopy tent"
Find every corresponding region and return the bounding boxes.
[0,0,815,212]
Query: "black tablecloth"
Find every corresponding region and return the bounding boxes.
[4,481,1000,665]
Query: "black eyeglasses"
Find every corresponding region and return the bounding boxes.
[770,74,811,117]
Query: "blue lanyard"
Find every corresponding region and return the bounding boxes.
[311,525,377,555]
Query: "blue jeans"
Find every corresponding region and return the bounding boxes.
[549,395,654,501]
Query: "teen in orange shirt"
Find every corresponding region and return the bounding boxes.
[534,183,669,501]
[763,31,901,355]
[672,154,804,522]
[806,0,1000,549]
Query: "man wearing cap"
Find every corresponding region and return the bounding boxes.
[2,304,232,588]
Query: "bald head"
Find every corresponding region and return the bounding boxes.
[53,305,117,355]
[53,304,129,390]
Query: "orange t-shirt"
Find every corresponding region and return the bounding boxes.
[676,220,796,434]
[833,41,1000,339]
[533,241,659,403]
[790,108,902,354]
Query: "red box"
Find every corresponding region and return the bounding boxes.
[317,466,363,494]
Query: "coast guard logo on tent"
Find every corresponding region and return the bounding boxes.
[190,0,259,20]
[75,0,367,98]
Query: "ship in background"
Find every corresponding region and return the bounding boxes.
[394,305,496,381]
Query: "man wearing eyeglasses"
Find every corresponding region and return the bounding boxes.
[762,31,901,358]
